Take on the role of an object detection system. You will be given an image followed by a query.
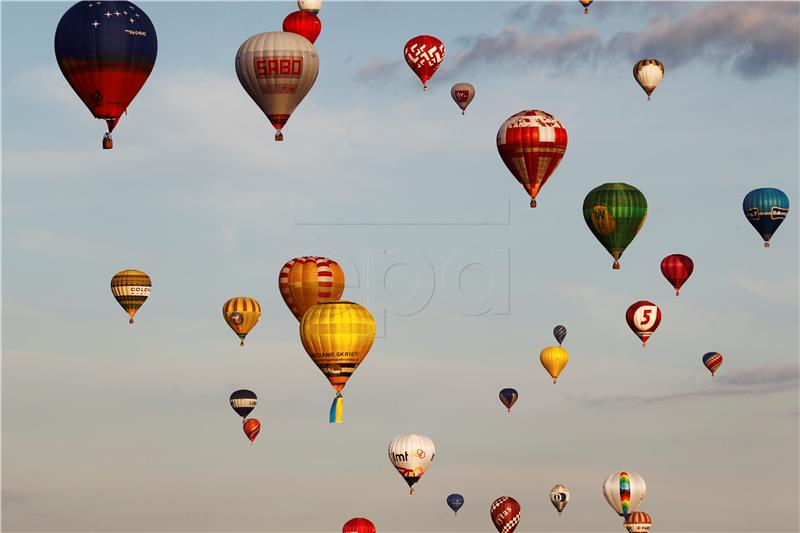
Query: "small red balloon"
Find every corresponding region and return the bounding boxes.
[282,11,321,44]
[243,418,261,444]
[404,35,445,90]
[626,301,662,348]
[490,496,521,533]
[342,517,376,533]
[660,254,694,296]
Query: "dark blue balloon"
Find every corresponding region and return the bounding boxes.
[446,493,464,514]
[553,325,567,345]
[498,388,518,411]
[743,188,789,247]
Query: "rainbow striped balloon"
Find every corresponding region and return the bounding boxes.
[602,471,646,518]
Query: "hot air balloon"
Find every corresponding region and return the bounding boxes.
[388,434,435,495]
[451,83,475,115]
[702,352,723,376]
[583,183,648,269]
[229,389,257,419]
[279,256,345,321]
[55,1,157,149]
[499,388,518,412]
[660,254,694,296]
[243,418,260,444]
[404,35,444,91]
[235,32,319,141]
[299,301,375,423]
[633,59,664,101]
[602,471,646,518]
[624,511,653,533]
[625,301,661,348]
[540,346,569,383]
[222,297,261,346]
[743,188,790,247]
[497,110,568,207]
[553,325,567,346]
[490,496,521,533]
[579,0,593,14]
[298,0,322,14]
[342,517,375,533]
[550,484,569,515]
[110,270,151,324]
[447,493,464,515]
[283,11,321,44]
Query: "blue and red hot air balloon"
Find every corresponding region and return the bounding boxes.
[55,1,157,149]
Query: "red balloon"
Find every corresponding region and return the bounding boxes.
[660,254,694,295]
[243,418,260,444]
[342,517,376,533]
[496,110,568,207]
[490,496,521,533]
[282,11,321,44]
[404,35,445,91]
[626,301,662,348]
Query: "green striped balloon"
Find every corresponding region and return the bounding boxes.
[582,183,647,269]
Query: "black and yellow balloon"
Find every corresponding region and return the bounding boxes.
[223,297,261,346]
[111,270,151,324]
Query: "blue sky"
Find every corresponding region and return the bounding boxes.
[2,1,799,531]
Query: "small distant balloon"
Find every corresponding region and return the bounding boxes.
[579,0,593,14]
[222,297,261,346]
[540,346,569,383]
[229,390,257,419]
[583,183,647,269]
[298,0,322,14]
[499,388,518,412]
[550,484,570,515]
[624,511,653,533]
[111,270,151,324]
[450,83,475,114]
[283,11,321,44]
[553,325,567,345]
[447,493,464,515]
[743,188,789,247]
[702,352,723,376]
[626,301,661,348]
[633,59,664,101]
[660,254,694,296]
[243,418,260,444]
[388,434,435,495]
[602,471,646,518]
[490,496,521,533]
[404,35,444,91]
[342,517,375,533]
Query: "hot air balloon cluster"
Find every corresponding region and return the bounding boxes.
[57,0,791,530]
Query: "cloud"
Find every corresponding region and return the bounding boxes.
[354,57,404,81]
[579,364,799,407]
[732,274,799,306]
[358,3,799,83]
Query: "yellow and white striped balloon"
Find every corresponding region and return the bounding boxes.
[222,297,262,346]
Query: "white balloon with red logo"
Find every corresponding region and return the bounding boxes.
[388,434,435,495]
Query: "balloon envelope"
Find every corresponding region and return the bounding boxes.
[279,256,345,321]
[660,254,694,295]
[243,418,261,443]
[702,352,723,376]
[497,110,568,207]
[540,346,569,383]
[54,1,157,145]
[624,511,653,533]
[625,301,661,347]
[111,270,151,324]
[229,390,257,418]
[550,484,570,514]
[283,11,321,44]
[342,517,375,533]
[388,434,435,495]
[404,35,444,90]
[222,297,261,346]
[450,83,475,114]
[235,32,319,141]
[602,471,646,517]
[633,59,664,100]
[447,493,464,514]
[743,188,789,247]
[490,496,521,533]
[499,388,518,411]
[583,182,647,269]
[553,325,567,345]
[298,0,322,14]
[579,0,593,14]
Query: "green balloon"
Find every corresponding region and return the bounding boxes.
[582,183,647,269]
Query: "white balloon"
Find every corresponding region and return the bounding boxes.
[602,471,646,517]
[388,434,435,495]
[450,82,476,115]
[298,0,322,14]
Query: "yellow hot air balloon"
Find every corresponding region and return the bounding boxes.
[279,256,345,321]
[110,269,151,324]
[540,346,569,383]
[222,297,261,346]
[299,301,375,423]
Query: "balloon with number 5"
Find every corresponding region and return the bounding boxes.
[626,301,661,348]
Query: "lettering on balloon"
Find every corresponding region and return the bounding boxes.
[123,29,148,37]
[454,90,469,102]
[634,306,658,329]
[254,56,303,79]
[772,207,789,220]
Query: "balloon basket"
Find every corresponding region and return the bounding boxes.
[102,134,113,150]
[764,242,770,248]
[275,131,284,142]
[613,261,620,270]
[584,7,589,14]
[530,199,537,208]
[129,317,134,324]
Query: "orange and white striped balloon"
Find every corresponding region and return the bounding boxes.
[279,256,345,321]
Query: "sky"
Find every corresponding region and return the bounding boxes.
[2,1,799,532]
